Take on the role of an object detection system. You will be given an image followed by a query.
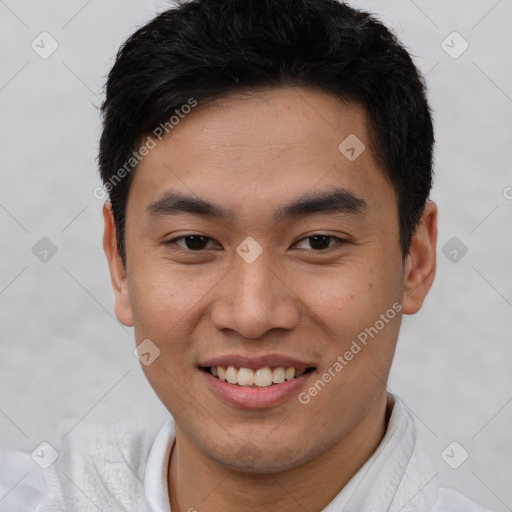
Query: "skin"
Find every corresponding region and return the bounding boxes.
[103,86,437,512]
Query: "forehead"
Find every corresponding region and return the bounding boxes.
[129,87,395,220]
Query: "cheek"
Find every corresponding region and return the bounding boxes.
[127,262,199,344]
[293,255,402,382]
[131,252,208,307]
[296,258,396,327]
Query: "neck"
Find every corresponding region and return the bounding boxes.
[168,391,391,512]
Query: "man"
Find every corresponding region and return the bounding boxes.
[0,0,492,510]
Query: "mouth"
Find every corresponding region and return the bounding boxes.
[199,365,316,388]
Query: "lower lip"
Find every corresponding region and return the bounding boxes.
[200,369,315,409]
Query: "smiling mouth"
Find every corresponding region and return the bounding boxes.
[200,365,316,388]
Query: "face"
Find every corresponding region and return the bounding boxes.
[103,86,437,473]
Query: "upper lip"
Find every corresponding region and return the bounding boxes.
[198,354,316,370]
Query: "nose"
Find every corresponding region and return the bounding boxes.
[210,252,301,340]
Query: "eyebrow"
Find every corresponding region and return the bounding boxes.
[146,186,368,222]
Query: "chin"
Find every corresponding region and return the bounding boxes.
[207,438,311,475]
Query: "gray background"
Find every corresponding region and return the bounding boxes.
[1,0,511,509]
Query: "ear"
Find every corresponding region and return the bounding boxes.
[102,202,134,326]
[401,200,438,315]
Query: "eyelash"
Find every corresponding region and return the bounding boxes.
[165,234,347,253]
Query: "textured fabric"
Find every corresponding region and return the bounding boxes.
[0,394,492,511]
[0,420,158,512]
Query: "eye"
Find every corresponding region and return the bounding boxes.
[294,234,345,251]
[167,235,218,251]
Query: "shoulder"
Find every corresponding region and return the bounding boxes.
[0,419,164,512]
[433,487,493,512]
[55,418,160,473]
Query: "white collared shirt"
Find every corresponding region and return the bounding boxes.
[0,394,492,511]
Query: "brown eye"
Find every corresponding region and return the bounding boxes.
[294,235,343,251]
[168,235,216,251]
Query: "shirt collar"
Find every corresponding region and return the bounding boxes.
[144,418,175,512]
[327,392,439,511]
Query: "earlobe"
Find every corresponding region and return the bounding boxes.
[401,200,438,315]
[102,202,134,327]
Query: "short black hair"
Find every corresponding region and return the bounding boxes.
[98,0,434,267]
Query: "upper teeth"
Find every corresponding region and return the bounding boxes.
[211,366,306,387]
